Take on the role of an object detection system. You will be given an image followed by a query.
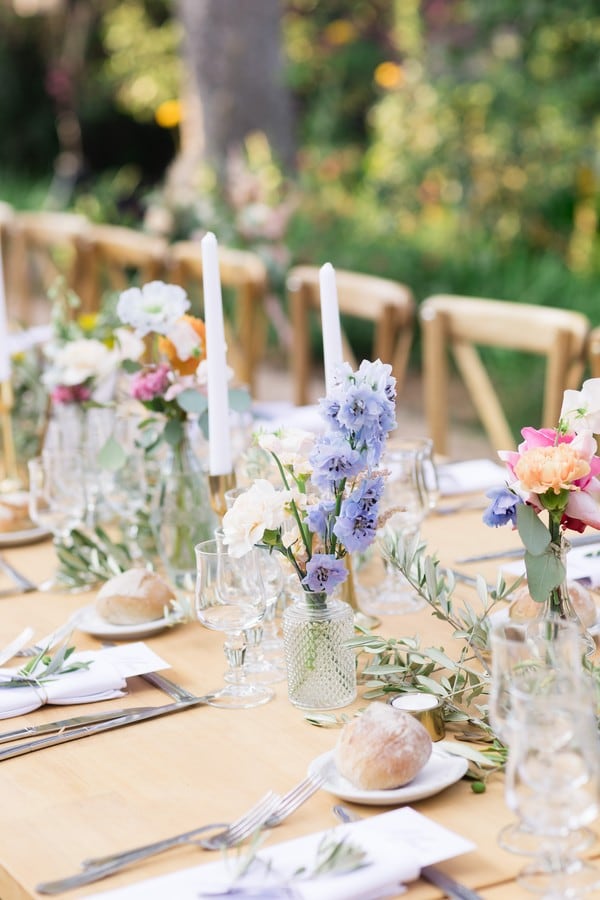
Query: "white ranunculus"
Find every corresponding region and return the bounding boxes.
[43,339,117,388]
[560,378,600,433]
[166,319,201,361]
[222,479,292,557]
[116,281,190,336]
[257,428,315,473]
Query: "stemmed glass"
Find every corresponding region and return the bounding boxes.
[28,450,87,591]
[362,437,437,615]
[194,538,273,709]
[489,617,595,859]
[505,677,600,896]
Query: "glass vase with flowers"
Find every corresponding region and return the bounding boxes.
[223,359,397,709]
[483,378,600,648]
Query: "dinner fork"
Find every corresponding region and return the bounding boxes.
[36,791,282,895]
[15,611,84,658]
[82,772,325,868]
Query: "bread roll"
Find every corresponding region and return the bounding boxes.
[334,702,432,790]
[0,492,32,533]
[509,580,597,628]
[96,569,175,625]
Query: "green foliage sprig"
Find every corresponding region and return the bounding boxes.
[0,642,91,689]
[54,526,134,589]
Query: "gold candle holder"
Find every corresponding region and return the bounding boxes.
[388,692,446,741]
[0,379,22,492]
[208,471,237,521]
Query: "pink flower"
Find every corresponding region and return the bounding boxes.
[51,384,92,404]
[130,364,171,402]
[499,426,600,532]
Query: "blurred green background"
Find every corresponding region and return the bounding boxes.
[1,0,599,431]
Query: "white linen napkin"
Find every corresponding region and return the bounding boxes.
[437,459,507,496]
[0,642,170,719]
[87,807,475,900]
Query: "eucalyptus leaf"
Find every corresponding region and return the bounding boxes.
[163,418,184,447]
[524,549,565,602]
[516,503,551,555]
[97,436,127,471]
[121,358,142,374]
[176,389,208,415]
[228,388,252,412]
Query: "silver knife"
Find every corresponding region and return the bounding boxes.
[456,531,600,564]
[421,864,484,900]
[0,706,160,744]
[0,554,37,592]
[0,696,213,761]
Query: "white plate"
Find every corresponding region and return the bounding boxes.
[308,747,468,806]
[0,525,51,548]
[76,604,178,641]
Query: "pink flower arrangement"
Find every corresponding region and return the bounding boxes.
[50,384,92,405]
[130,364,171,403]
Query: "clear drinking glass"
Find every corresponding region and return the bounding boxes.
[362,438,436,615]
[28,450,87,591]
[490,616,595,858]
[194,538,273,709]
[505,682,600,896]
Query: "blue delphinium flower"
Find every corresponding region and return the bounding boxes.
[309,433,364,491]
[302,554,348,593]
[306,500,336,541]
[483,486,522,527]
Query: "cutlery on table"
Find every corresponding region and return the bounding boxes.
[37,774,325,894]
[332,804,484,900]
[456,531,600,564]
[36,791,282,894]
[0,553,37,593]
[0,627,35,666]
[15,610,85,658]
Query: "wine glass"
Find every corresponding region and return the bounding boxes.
[194,539,273,709]
[362,438,435,615]
[28,450,87,591]
[489,616,595,858]
[505,679,600,896]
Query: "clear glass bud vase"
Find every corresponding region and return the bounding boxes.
[536,537,595,656]
[282,591,357,710]
[151,426,216,593]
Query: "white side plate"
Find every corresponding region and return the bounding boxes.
[0,526,51,548]
[76,605,178,641]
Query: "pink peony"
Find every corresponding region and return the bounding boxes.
[51,384,92,404]
[130,364,171,402]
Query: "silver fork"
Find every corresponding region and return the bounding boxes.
[83,772,324,868]
[15,611,84,658]
[36,791,282,895]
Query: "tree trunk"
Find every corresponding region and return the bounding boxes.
[176,0,295,172]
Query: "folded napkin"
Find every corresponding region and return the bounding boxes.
[87,807,475,900]
[252,401,326,435]
[0,642,169,720]
[437,459,507,496]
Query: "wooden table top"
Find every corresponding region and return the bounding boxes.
[0,497,597,900]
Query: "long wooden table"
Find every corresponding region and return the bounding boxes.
[0,498,596,900]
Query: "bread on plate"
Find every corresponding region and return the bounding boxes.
[334,701,432,791]
[96,569,175,625]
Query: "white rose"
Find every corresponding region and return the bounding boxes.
[560,379,600,434]
[113,327,146,362]
[45,339,117,387]
[117,281,190,336]
[222,479,292,557]
[258,428,315,473]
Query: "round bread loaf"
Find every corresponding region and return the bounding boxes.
[509,580,597,628]
[96,569,175,625]
[334,701,433,791]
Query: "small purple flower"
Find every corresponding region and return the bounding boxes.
[342,476,384,517]
[309,433,363,490]
[483,486,522,528]
[131,363,171,402]
[302,554,348,593]
[306,500,336,540]
[333,507,378,552]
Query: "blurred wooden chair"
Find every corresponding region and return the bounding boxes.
[167,240,268,394]
[78,223,168,314]
[420,294,591,456]
[588,326,600,378]
[287,265,415,406]
[9,210,91,325]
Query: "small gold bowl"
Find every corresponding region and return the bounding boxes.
[387,692,446,741]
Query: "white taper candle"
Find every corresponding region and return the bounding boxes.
[201,232,232,475]
[0,234,10,383]
[319,262,343,394]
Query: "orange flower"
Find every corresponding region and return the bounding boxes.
[158,315,206,375]
[514,443,590,495]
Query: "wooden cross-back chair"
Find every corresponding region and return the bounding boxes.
[166,240,268,394]
[420,294,591,456]
[78,223,169,314]
[588,326,600,378]
[286,265,415,406]
[10,210,91,325]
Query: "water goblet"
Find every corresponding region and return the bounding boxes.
[362,438,435,615]
[489,616,594,858]
[28,450,87,591]
[194,539,274,709]
[505,680,600,896]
